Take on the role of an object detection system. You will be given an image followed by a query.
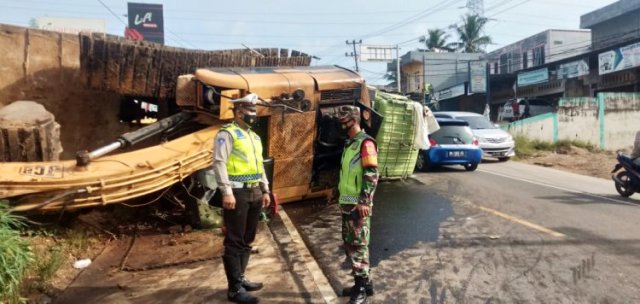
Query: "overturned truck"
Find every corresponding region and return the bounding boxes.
[0,65,382,214]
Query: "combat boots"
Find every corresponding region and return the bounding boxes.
[343,277,374,297]
[222,254,259,304]
[239,251,264,291]
[347,276,369,304]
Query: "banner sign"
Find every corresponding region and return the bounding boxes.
[469,61,486,93]
[599,41,640,75]
[127,2,164,44]
[434,83,465,100]
[517,68,548,87]
[558,59,589,79]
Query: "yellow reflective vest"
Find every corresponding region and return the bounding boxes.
[222,123,264,183]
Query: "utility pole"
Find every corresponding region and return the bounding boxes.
[466,0,484,16]
[345,40,362,72]
[422,54,426,103]
[396,45,401,93]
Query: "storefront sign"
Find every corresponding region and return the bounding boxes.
[469,61,487,93]
[434,83,465,100]
[599,41,640,75]
[517,68,548,87]
[558,59,589,79]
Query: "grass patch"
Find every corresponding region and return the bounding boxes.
[514,136,600,159]
[0,200,33,304]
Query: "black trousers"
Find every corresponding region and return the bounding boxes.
[223,187,263,256]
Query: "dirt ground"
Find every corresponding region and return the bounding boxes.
[516,146,619,181]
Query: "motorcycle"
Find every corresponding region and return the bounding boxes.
[611,152,640,197]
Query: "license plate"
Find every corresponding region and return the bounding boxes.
[448,151,465,158]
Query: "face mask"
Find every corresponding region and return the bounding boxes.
[341,119,354,130]
[242,113,257,126]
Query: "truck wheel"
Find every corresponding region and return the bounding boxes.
[0,101,62,161]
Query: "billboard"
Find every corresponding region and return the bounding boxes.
[36,16,105,34]
[599,41,640,75]
[558,59,589,79]
[468,61,486,94]
[127,2,164,44]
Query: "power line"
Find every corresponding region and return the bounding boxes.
[95,0,126,26]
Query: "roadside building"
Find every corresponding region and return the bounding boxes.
[580,0,640,50]
[580,0,640,94]
[392,51,486,112]
[485,30,591,76]
[486,0,640,122]
[483,30,591,120]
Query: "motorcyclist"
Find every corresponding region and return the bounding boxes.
[631,130,640,167]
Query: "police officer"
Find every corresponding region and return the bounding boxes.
[333,105,379,304]
[212,93,271,304]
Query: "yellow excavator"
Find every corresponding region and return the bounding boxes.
[0,66,381,219]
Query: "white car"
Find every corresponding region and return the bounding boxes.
[434,111,515,161]
[500,98,555,122]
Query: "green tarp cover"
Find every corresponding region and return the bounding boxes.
[373,91,419,178]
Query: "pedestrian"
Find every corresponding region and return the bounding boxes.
[511,99,520,121]
[631,130,640,167]
[212,93,271,304]
[521,98,531,119]
[331,105,379,304]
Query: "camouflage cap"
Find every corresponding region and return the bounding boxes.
[334,105,360,121]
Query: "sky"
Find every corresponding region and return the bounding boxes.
[0,0,618,85]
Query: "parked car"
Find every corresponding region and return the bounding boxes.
[500,98,554,122]
[434,111,515,161]
[415,118,482,172]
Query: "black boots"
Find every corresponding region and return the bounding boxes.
[222,254,259,304]
[347,276,369,304]
[239,251,264,291]
[343,277,374,297]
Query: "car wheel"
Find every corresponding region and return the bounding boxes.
[498,157,510,162]
[415,153,430,172]
[464,163,478,171]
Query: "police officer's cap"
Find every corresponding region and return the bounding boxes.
[231,93,258,113]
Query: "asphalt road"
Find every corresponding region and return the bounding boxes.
[285,161,640,303]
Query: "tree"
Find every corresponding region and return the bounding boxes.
[419,29,454,52]
[384,70,398,90]
[28,18,39,29]
[450,14,492,53]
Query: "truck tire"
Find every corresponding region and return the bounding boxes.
[0,101,62,162]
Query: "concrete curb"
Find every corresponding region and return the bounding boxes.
[274,208,338,303]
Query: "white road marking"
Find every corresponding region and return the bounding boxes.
[478,168,638,207]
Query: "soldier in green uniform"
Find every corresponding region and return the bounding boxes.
[212,93,271,304]
[332,105,379,304]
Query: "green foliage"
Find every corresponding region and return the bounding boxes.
[450,14,492,53]
[514,136,600,159]
[555,139,598,152]
[34,244,65,285]
[0,201,33,303]
[419,29,455,52]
